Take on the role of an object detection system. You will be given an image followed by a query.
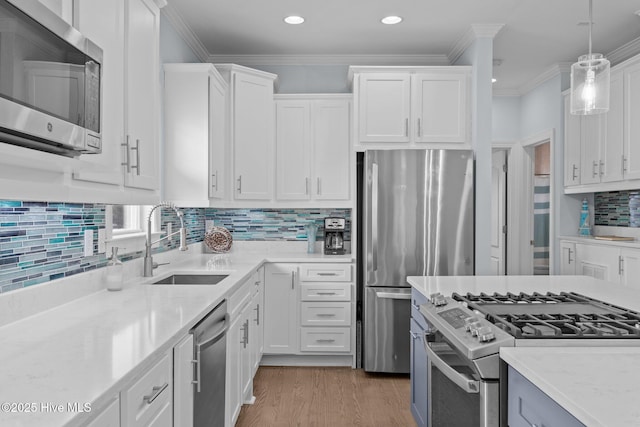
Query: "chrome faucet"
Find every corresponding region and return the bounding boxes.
[143,202,188,277]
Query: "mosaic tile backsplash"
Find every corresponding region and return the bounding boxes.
[594,191,635,226]
[0,202,351,294]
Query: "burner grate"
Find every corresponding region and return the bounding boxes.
[452,291,640,339]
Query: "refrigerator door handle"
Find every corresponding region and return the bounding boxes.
[375,290,411,300]
[372,162,379,272]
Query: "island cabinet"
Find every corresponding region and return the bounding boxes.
[85,397,120,427]
[163,64,228,206]
[508,366,585,427]
[263,262,355,366]
[351,66,471,149]
[410,288,429,427]
[215,64,277,201]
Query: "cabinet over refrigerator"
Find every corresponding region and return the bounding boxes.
[359,149,474,373]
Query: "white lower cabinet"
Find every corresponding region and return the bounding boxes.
[173,334,194,427]
[86,397,120,427]
[263,262,355,362]
[561,239,640,287]
[121,352,173,427]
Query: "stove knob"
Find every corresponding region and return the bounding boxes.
[469,321,483,336]
[429,293,447,307]
[477,326,496,343]
[464,316,479,332]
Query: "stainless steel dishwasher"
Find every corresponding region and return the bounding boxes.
[191,300,228,427]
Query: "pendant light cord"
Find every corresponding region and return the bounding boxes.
[588,0,593,58]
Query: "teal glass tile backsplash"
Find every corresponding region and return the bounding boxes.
[0,202,351,294]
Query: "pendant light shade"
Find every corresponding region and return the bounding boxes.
[570,0,610,115]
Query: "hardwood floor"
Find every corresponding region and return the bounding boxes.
[236,367,416,427]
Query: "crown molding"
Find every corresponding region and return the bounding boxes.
[206,54,450,66]
[517,62,572,95]
[607,35,640,66]
[161,4,209,62]
[448,23,505,64]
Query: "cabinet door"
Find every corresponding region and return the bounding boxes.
[209,73,227,199]
[226,315,243,426]
[173,334,194,427]
[579,114,604,185]
[563,94,581,186]
[72,0,124,186]
[624,59,640,180]
[412,72,468,143]
[263,264,298,354]
[241,316,253,403]
[358,73,411,143]
[313,99,351,200]
[575,243,620,282]
[233,72,274,199]
[410,319,428,427]
[275,101,311,200]
[559,241,577,275]
[620,248,640,289]
[251,270,264,375]
[124,0,160,190]
[601,70,624,183]
[86,398,120,427]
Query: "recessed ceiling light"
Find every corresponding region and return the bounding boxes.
[284,15,305,25]
[381,16,403,25]
[492,78,497,83]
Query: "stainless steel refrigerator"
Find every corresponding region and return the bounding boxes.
[360,149,474,373]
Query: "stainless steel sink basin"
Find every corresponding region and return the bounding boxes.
[151,274,228,285]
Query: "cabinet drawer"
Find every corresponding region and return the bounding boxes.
[300,327,351,352]
[301,302,351,326]
[411,289,429,331]
[122,353,172,427]
[301,283,351,301]
[299,264,352,282]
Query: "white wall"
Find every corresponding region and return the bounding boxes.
[492,96,520,143]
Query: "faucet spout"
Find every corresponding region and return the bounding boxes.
[143,202,189,277]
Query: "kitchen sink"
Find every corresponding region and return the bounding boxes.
[151,274,228,285]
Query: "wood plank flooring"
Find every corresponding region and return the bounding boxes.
[236,367,416,427]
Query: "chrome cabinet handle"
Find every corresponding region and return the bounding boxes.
[291,271,295,290]
[592,160,598,178]
[254,303,260,325]
[599,160,604,177]
[567,248,574,264]
[417,118,422,137]
[411,302,420,309]
[572,164,578,180]
[317,272,337,276]
[316,339,335,343]
[237,175,242,193]
[404,118,408,137]
[130,139,141,175]
[121,136,131,173]
[316,292,336,295]
[144,382,168,404]
[619,256,624,275]
[305,177,309,195]
[317,177,321,195]
[623,155,628,174]
[316,313,336,317]
[409,331,419,340]
[211,170,218,191]
[192,343,202,392]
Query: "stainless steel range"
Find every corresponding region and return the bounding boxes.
[418,291,640,427]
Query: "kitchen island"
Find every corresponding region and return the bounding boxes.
[407,275,640,427]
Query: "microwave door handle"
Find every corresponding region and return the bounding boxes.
[423,339,479,394]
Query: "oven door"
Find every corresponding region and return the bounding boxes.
[424,334,499,427]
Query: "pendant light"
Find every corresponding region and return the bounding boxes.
[570,0,610,115]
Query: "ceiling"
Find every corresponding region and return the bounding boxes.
[166,0,640,93]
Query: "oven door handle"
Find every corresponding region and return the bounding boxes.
[423,339,479,394]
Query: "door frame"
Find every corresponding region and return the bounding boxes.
[490,148,508,275]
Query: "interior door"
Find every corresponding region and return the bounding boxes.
[491,150,507,275]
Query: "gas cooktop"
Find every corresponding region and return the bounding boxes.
[452,291,640,339]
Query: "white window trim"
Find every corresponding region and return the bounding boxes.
[106,205,162,253]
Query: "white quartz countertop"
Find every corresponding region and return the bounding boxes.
[501,347,640,427]
[0,250,353,427]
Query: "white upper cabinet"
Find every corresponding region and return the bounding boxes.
[123,0,161,190]
[163,64,228,206]
[38,0,73,24]
[563,94,581,187]
[216,65,277,201]
[602,69,624,183]
[357,73,411,143]
[352,66,471,149]
[412,72,468,143]
[275,95,351,203]
[624,58,640,181]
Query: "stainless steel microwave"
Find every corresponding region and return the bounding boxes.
[0,0,102,157]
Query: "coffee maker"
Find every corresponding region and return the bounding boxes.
[324,217,346,255]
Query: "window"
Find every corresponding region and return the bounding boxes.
[111,205,158,237]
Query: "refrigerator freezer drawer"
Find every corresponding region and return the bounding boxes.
[300,283,352,301]
[364,287,411,373]
[299,264,352,282]
[300,327,351,352]
[300,302,352,326]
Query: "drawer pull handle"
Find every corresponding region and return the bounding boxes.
[143,382,168,404]
[317,272,337,276]
[316,339,336,343]
[316,313,336,317]
[316,292,337,295]
[411,302,420,309]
